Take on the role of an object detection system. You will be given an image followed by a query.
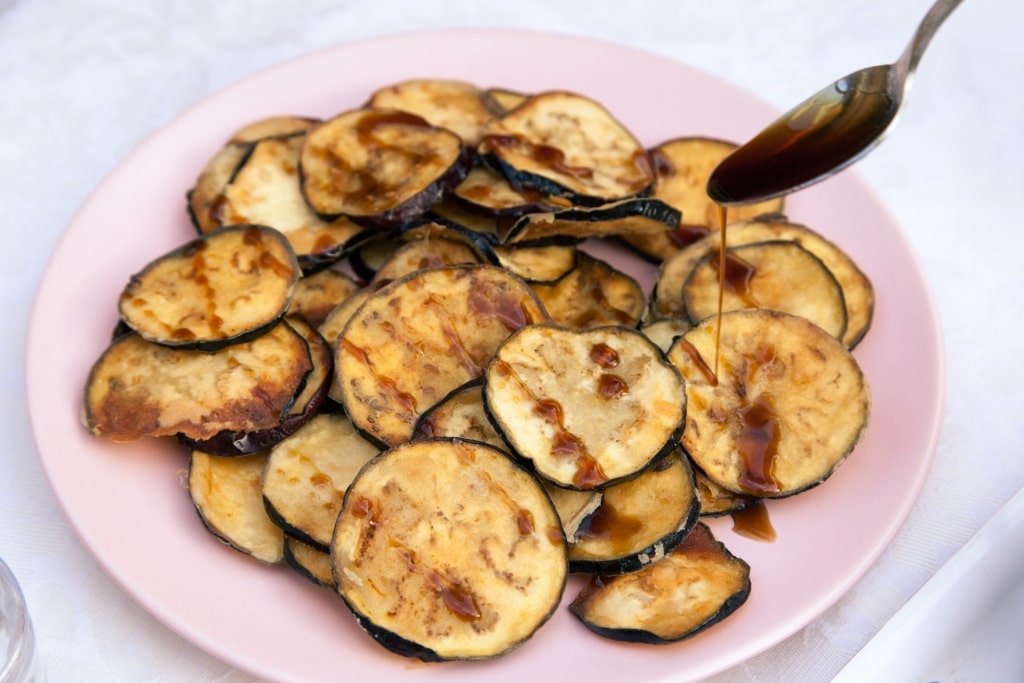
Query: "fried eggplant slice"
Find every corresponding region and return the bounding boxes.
[366,78,503,146]
[410,382,602,542]
[490,244,578,284]
[683,240,848,340]
[485,87,529,113]
[370,235,482,285]
[652,218,874,347]
[569,522,751,644]
[262,412,380,551]
[413,380,505,448]
[118,224,300,350]
[695,469,757,517]
[215,134,365,272]
[187,141,251,234]
[284,535,335,588]
[83,321,312,442]
[188,450,284,565]
[335,264,547,446]
[503,197,679,246]
[666,309,870,497]
[227,114,320,144]
[288,268,362,327]
[484,324,686,490]
[531,251,646,329]
[452,164,566,218]
[569,449,699,575]
[640,318,692,353]
[299,108,471,227]
[178,317,332,457]
[479,91,654,205]
[317,287,375,351]
[621,137,784,262]
[332,438,568,661]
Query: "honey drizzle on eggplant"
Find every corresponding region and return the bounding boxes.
[492,359,607,487]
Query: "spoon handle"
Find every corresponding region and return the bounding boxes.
[897,0,964,77]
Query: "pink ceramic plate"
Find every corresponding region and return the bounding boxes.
[26,29,944,683]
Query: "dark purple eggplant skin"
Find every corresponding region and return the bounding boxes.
[347,611,446,662]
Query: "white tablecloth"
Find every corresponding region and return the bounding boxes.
[2,0,1022,681]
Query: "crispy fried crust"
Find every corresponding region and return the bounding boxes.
[118,224,300,349]
[177,316,332,457]
[83,321,312,442]
[484,324,686,490]
[335,264,548,446]
[332,438,568,661]
[667,309,870,497]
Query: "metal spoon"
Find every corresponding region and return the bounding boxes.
[707,0,963,206]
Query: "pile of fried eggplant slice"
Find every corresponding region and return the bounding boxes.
[82,78,873,662]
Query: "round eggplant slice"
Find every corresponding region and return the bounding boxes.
[213,134,366,273]
[569,522,751,644]
[188,450,284,565]
[118,224,300,350]
[484,324,686,490]
[178,317,332,457]
[490,244,578,284]
[652,218,874,348]
[335,264,547,447]
[83,322,313,442]
[288,268,362,328]
[569,450,699,575]
[479,91,654,205]
[262,412,380,551]
[284,535,335,588]
[682,240,848,341]
[365,78,503,146]
[531,251,646,330]
[620,137,784,262]
[187,141,252,234]
[412,380,505,449]
[299,107,471,228]
[370,235,482,285]
[666,309,871,498]
[331,438,569,661]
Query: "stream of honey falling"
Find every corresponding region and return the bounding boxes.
[714,204,728,374]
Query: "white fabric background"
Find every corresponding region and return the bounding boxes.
[2,0,1022,681]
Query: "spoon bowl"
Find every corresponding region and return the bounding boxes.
[708,0,963,206]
